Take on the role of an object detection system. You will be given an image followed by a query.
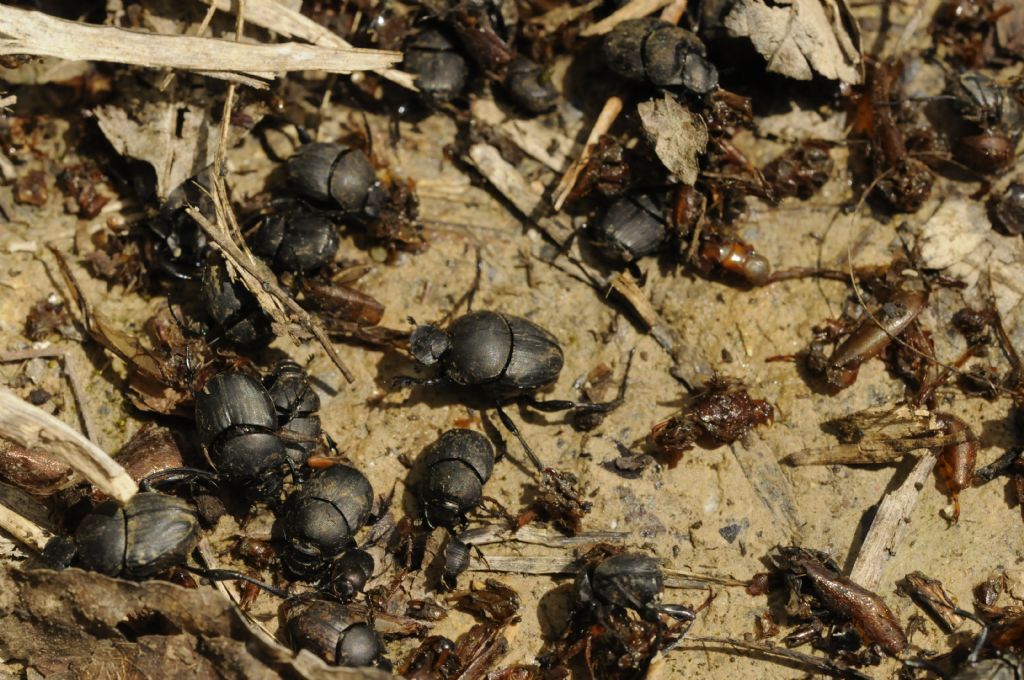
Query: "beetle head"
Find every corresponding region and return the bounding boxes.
[409,324,450,366]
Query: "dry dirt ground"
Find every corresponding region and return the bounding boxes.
[0,1,1022,678]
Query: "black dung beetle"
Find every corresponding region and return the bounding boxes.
[442,535,472,588]
[281,598,390,669]
[591,194,668,263]
[195,371,287,492]
[407,311,563,401]
[420,429,495,529]
[403,29,469,106]
[282,464,374,580]
[576,552,694,623]
[401,310,622,468]
[266,360,321,466]
[326,549,375,602]
[287,143,384,216]
[75,492,200,579]
[504,56,559,114]
[249,210,339,274]
[202,257,273,346]
[602,17,718,95]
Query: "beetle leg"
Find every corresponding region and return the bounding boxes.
[391,375,448,390]
[186,566,290,599]
[139,467,219,492]
[494,404,545,471]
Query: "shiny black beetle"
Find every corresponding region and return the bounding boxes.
[504,56,558,114]
[592,194,669,263]
[265,360,322,466]
[420,429,495,529]
[282,464,374,580]
[992,182,1024,235]
[74,492,200,579]
[403,29,469,106]
[399,310,621,468]
[602,18,718,95]
[325,548,375,602]
[576,553,695,623]
[202,257,273,346]
[195,371,287,495]
[281,598,390,670]
[249,210,339,274]
[287,143,384,216]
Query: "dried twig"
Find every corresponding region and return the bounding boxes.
[204,0,416,91]
[0,390,136,504]
[466,143,574,244]
[579,0,672,37]
[848,453,938,591]
[471,99,575,172]
[459,524,630,547]
[0,6,400,85]
[551,96,624,210]
[0,497,51,554]
[784,431,970,466]
[0,347,97,444]
[659,0,690,23]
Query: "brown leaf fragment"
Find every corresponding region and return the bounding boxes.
[637,94,707,185]
[723,0,862,83]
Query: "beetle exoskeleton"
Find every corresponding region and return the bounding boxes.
[410,310,564,400]
[592,194,668,263]
[281,598,388,669]
[403,29,469,106]
[202,257,273,346]
[266,361,321,466]
[326,549,375,602]
[75,492,200,579]
[287,143,383,216]
[992,182,1024,235]
[420,429,495,528]
[576,553,663,616]
[602,18,718,94]
[282,464,374,579]
[504,56,558,114]
[195,371,286,483]
[249,211,339,274]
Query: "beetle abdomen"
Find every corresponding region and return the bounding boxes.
[445,311,513,386]
[501,315,563,394]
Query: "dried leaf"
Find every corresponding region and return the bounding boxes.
[95,101,219,201]
[723,0,862,83]
[918,198,1024,346]
[637,94,707,185]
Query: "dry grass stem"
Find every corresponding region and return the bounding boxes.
[204,0,416,91]
[0,389,136,504]
[580,0,672,37]
[848,453,938,590]
[0,6,400,84]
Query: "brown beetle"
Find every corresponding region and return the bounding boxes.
[935,413,978,522]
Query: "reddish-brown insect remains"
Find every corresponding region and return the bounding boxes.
[648,380,774,466]
[934,413,978,522]
[696,235,772,285]
[808,289,928,388]
[773,547,908,656]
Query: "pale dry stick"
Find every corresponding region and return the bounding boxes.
[551,96,624,211]
[0,347,97,444]
[204,0,417,91]
[471,99,575,172]
[157,1,220,91]
[659,0,689,23]
[187,207,355,383]
[458,524,630,547]
[0,94,16,109]
[0,6,400,82]
[848,453,937,591]
[0,501,51,553]
[579,0,672,37]
[0,390,136,503]
[528,0,603,35]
